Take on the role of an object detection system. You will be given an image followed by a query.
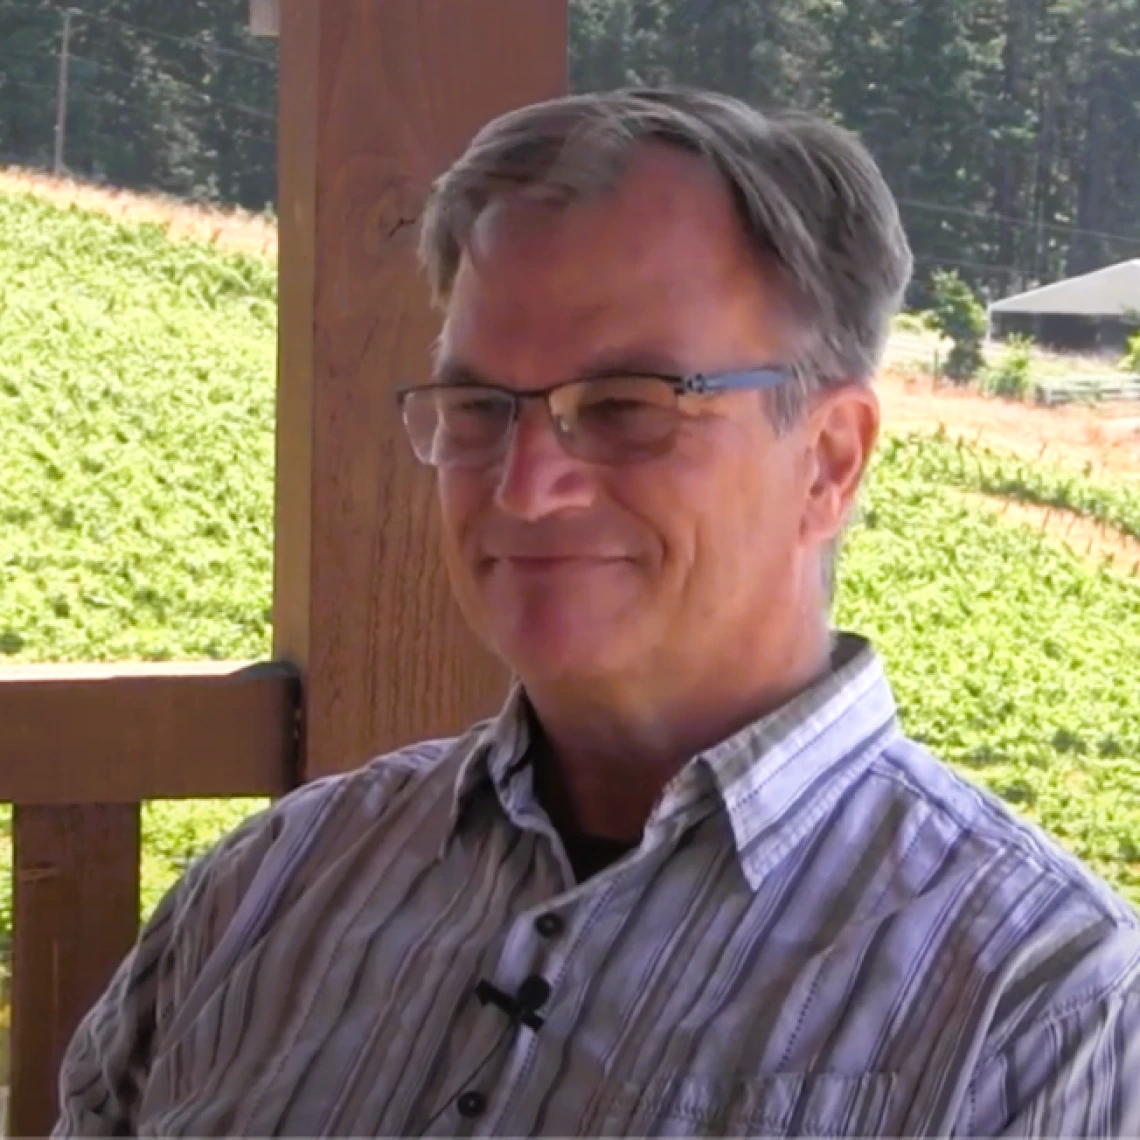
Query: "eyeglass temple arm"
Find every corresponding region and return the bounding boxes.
[687,367,792,394]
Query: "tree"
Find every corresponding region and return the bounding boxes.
[2,0,1139,298]
[926,269,988,382]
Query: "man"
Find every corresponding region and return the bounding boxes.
[55,89,1139,1138]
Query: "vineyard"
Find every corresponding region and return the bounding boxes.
[837,435,1140,902]
[0,182,1139,1049]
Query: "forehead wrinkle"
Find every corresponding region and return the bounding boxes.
[469,150,744,289]
[443,145,801,386]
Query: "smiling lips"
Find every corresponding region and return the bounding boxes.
[491,554,628,572]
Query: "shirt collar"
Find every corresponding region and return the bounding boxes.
[699,632,900,888]
[444,632,899,888]
[445,682,532,839]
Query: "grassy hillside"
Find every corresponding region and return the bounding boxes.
[0,189,277,966]
[0,185,1138,990]
[0,191,277,662]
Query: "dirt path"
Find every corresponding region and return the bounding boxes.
[0,166,277,257]
[878,369,1140,568]
[878,367,1140,482]
[960,492,1140,573]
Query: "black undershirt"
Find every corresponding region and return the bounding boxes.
[525,717,639,882]
[559,830,637,883]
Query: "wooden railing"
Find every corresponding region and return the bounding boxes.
[1036,374,1140,405]
[0,663,300,1136]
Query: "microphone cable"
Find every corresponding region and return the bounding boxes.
[415,1021,515,1136]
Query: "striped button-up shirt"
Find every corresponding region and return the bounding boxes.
[55,633,1140,1137]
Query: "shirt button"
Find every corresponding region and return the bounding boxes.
[457,1090,487,1118]
[535,912,564,937]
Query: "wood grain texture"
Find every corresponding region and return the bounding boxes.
[275,0,568,778]
[272,0,318,682]
[0,662,298,803]
[8,804,141,1138]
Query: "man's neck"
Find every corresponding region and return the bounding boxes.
[526,622,833,845]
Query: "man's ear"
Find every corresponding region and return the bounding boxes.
[799,384,880,546]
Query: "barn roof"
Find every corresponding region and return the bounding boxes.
[990,259,1140,317]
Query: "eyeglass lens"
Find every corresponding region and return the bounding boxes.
[401,375,683,468]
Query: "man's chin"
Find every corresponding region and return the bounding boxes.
[465,571,649,676]
[492,619,635,683]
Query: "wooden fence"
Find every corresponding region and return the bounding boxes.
[1035,375,1140,406]
[0,2,565,1133]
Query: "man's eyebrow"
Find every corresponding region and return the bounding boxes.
[430,348,689,388]
[575,349,687,379]
[431,359,496,386]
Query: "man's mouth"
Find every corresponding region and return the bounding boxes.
[493,554,628,572]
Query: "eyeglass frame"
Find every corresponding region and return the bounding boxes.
[393,365,794,468]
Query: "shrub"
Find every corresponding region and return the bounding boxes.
[925,269,987,384]
[893,311,929,336]
[981,334,1035,400]
[1123,331,1140,374]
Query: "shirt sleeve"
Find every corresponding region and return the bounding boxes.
[50,881,182,1136]
[50,806,282,1137]
[957,975,1140,1136]
[48,758,407,1137]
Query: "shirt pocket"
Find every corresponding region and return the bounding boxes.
[591,1071,898,1137]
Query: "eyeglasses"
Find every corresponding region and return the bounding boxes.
[395,367,792,469]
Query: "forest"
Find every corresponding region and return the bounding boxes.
[2,0,1139,303]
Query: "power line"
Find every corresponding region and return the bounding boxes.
[915,255,1021,277]
[0,83,277,149]
[73,7,278,115]
[77,24,258,104]
[0,74,275,146]
[0,45,275,122]
[70,8,276,69]
[0,45,58,66]
[0,1,275,69]
[0,78,58,94]
[897,196,1140,251]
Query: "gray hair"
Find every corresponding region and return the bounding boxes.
[421,88,912,421]
[419,88,913,602]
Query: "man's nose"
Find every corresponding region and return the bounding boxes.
[493,402,597,520]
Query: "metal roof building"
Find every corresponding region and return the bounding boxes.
[989,260,1140,352]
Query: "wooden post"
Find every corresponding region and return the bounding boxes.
[274,0,568,778]
[8,806,140,1138]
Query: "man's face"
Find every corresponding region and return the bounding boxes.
[433,146,871,688]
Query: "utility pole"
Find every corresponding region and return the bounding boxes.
[52,8,73,175]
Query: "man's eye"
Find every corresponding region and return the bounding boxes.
[445,395,506,417]
[583,397,648,416]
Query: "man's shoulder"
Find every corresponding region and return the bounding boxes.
[861,733,1140,1064]
[870,733,1138,929]
[282,726,478,818]
[230,719,489,851]
[167,721,491,927]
